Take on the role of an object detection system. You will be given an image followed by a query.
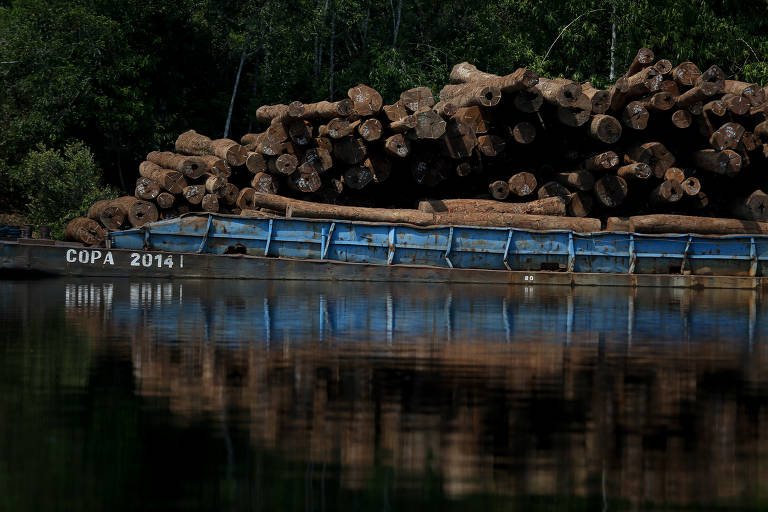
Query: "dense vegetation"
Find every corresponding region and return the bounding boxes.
[1,0,767,228]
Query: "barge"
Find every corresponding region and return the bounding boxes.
[3,212,768,289]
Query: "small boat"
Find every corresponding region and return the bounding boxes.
[2,213,768,289]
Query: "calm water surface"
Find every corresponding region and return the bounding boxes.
[0,278,766,511]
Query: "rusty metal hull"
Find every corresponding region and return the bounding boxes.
[2,239,767,289]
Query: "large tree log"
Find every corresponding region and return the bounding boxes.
[318,118,352,139]
[289,169,322,193]
[176,130,247,166]
[250,172,279,194]
[628,214,768,235]
[617,162,652,180]
[156,192,175,210]
[621,101,649,130]
[537,181,570,199]
[134,177,160,200]
[682,177,701,196]
[183,185,205,205]
[723,80,766,106]
[588,114,622,143]
[221,183,239,205]
[204,175,227,196]
[703,99,727,117]
[351,118,382,141]
[509,121,536,144]
[608,76,631,111]
[583,151,619,171]
[653,59,672,75]
[448,62,539,92]
[639,91,676,112]
[383,134,410,157]
[692,149,742,176]
[626,47,654,76]
[709,122,745,151]
[535,77,581,107]
[146,151,208,179]
[671,61,700,86]
[255,101,305,124]
[287,119,313,146]
[556,93,592,127]
[732,190,768,221]
[387,114,417,133]
[413,109,447,139]
[433,101,458,118]
[507,172,537,197]
[343,165,374,190]
[65,218,106,245]
[663,167,685,183]
[697,64,725,92]
[452,106,492,133]
[676,83,720,109]
[400,87,435,112]
[112,196,158,227]
[245,151,267,174]
[235,187,257,210]
[513,88,544,113]
[138,161,187,194]
[581,83,610,114]
[476,134,505,157]
[87,200,125,230]
[649,179,684,204]
[555,170,593,191]
[199,155,231,177]
[201,194,219,213]
[348,84,383,116]
[721,93,750,115]
[594,175,628,207]
[333,137,367,164]
[304,99,354,121]
[381,101,408,122]
[301,147,333,173]
[627,142,675,178]
[488,180,509,200]
[438,83,501,107]
[418,197,568,216]
[671,110,692,129]
[441,118,477,159]
[567,192,593,218]
[626,66,662,96]
[266,153,299,175]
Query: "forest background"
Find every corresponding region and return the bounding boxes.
[1,0,767,230]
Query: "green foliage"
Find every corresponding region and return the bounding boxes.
[8,142,116,237]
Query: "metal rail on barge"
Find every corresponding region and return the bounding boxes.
[2,213,768,289]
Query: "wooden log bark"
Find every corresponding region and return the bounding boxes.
[627,142,676,178]
[639,91,676,112]
[156,192,175,210]
[266,153,299,175]
[255,101,305,124]
[629,214,768,235]
[594,175,628,207]
[649,179,684,204]
[87,200,125,230]
[413,109,447,139]
[626,47,654,76]
[626,66,662,96]
[507,172,537,197]
[732,189,768,221]
[176,130,247,166]
[676,83,719,109]
[476,135,505,157]
[250,172,279,194]
[418,197,567,216]
[653,59,672,76]
[581,82,610,113]
[703,100,727,117]
[209,138,248,166]
[588,114,622,143]
[448,62,539,92]
[489,180,509,200]
[513,88,544,113]
[220,183,238,205]
[112,196,158,227]
[452,106,492,133]
[65,218,106,245]
[201,194,219,213]
[721,93,750,115]
[183,185,205,205]
[146,151,208,179]
[608,76,631,111]
[621,101,649,130]
[400,87,435,112]
[303,99,354,121]
[583,151,619,171]
[509,121,536,144]
[134,177,160,200]
[692,149,742,176]
[333,137,367,164]
[697,64,725,92]
[348,84,383,116]
[709,122,745,151]
[659,79,679,95]
[383,134,410,157]
[381,101,408,122]
[318,118,352,139]
[671,110,692,129]
[138,161,187,194]
[723,80,766,106]
[617,162,652,180]
[438,83,501,107]
[534,78,581,107]
[205,175,227,196]
[556,93,592,127]
[671,61,700,86]
[555,170,594,191]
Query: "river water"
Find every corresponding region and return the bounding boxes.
[0,278,766,511]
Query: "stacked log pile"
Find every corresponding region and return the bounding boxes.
[70,48,768,243]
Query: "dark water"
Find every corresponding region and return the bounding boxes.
[0,278,766,511]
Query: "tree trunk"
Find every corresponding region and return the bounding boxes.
[448,62,539,92]
[534,77,581,107]
[352,118,382,141]
[627,142,676,178]
[201,194,219,213]
[567,192,592,217]
[418,196,567,216]
[723,80,766,106]
[629,214,768,235]
[692,149,742,176]
[587,114,622,143]
[649,179,684,204]
[670,110,692,129]
[513,88,544,113]
[452,106,492,133]
[87,200,125,230]
[156,192,175,210]
[709,122,745,151]
[250,172,279,194]
[236,187,257,209]
[507,172,537,196]
[732,189,768,221]
[245,151,267,174]
[626,47,654,76]
[205,175,228,196]
[176,130,247,166]
[135,177,160,200]
[112,196,158,227]
[348,83,383,115]
[441,118,477,159]
[318,118,352,138]
[554,170,593,191]
[146,151,208,179]
[581,83,610,113]
[199,155,231,177]
[303,99,354,120]
[639,91,676,112]
[583,151,618,171]
[138,161,187,194]
[255,101,305,124]
[387,114,417,133]
[65,218,106,245]
[594,175,628,207]
[537,181,570,199]
[183,185,205,205]
[682,177,701,196]
[438,83,501,107]
[488,180,509,200]
[617,162,652,180]
[400,87,435,112]
[556,93,591,127]
[267,153,299,175]
[221,183,239,205]
[621,101,649,130]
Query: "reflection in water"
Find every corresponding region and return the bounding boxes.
[0,278,767,510]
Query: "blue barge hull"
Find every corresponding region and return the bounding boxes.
[4,213,768,288]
